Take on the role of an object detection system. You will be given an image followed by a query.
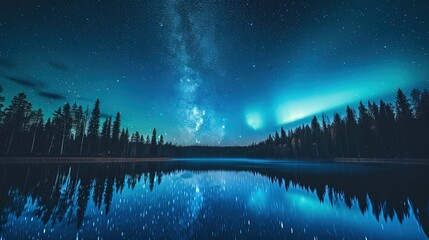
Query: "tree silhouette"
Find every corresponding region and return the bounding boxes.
[395,89,414,157]
[101,116,112,155]
[150,128,157,157]
[111,112,121,156]
[60,103,72,155]
[2,93,32,154]
[87,99,100,155]
[0,85,5,111]
[1,87,429,159]
[310,116,321,158]
[30,108,44,154]
[410,89,429,157]
[251,88,429,160]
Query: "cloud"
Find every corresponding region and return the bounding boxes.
[48,60,70,72]
[1,75,44,88]
[38,91,66,100]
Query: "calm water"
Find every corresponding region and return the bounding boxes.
[0,159,428,239]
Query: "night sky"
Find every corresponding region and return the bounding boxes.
[0,1,428,145]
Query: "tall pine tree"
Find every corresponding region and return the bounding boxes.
[111,112,121,156]
[87,99,100,155]
[149,128,157,157]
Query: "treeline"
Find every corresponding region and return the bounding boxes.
[253,88,429,159]
[0,88,169,157]
[1,87,429,159]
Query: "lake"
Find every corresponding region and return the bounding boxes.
[0,158,428,239]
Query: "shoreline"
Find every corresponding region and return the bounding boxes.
[0,156,172,164]
[333,158,429,165]
[0,156,428,165]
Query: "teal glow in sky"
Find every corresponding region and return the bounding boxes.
[244,61,428,133]
[274,62,424,124]
[246,112,264,130]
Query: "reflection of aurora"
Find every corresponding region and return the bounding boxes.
[0,161,428,239]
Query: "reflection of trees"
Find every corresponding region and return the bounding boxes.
[0,161,428,237]
[0,188,26,231]
[0,162,163,230]
[257,166,429,237]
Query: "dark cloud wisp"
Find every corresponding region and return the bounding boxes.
[1,75,45,88]
[38,91,66,100]
[48,60,70,72]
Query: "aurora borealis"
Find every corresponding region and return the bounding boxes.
[0,1,428,145]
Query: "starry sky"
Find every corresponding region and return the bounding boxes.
[0,0,428,145]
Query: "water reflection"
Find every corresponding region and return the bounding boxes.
[0,159,428,239]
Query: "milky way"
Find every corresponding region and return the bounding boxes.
[164,0,225,144]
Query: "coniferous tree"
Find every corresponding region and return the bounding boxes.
[87,99,100,155]
[111,112,121,156]
[60,103,72,155]
[395,89,414,157]
[49,107,63,154]
[79,105,90,155]
[101,117,112,155]
[158,135,164,157]
[396,89,414,122]
[322,114,333,158]
[369,101,380,124]
[310,116,321,158]
[304,124,312,158]
[2,93,32,154]
[332,113,345,157]
[345,106,359,157]
[149,128,157,157]
[411,89,429,156]
[0,85,5,111]
[72,103,85,154]
[280,127,287,145]
[357,101,372,157]
[374,100,389,157]
[30,108,44,154]
[274,131,280,146]
[0,86,4,151]
[124,128,130,156]
[44,118,52,154]
[119,129,126,156]
[385,102,399,157]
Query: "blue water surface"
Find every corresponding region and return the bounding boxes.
[0,159,427,239]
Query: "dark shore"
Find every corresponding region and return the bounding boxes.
[0,156,172,164]
[0,156,428,165]
[333,158,429,165]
